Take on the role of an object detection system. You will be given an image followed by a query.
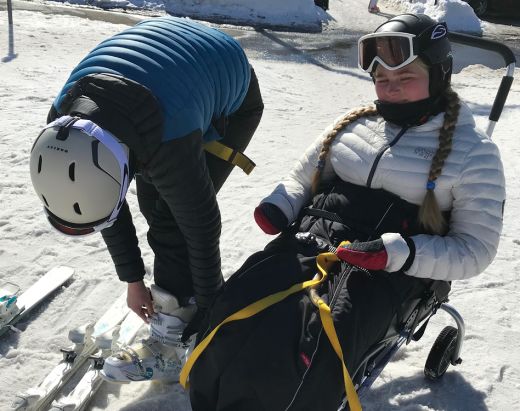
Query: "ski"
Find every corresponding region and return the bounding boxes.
[49,311,145,411]
[11,291,131,411]
[0,266,74,338]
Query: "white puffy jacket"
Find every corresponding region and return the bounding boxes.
[261,102,506,281]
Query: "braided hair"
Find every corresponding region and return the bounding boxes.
[311,105,378,193]
[419,86,461,234]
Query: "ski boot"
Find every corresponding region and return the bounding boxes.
[101,284,196,383]
[0,283,21,328]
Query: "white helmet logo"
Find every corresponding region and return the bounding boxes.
[431,24,447,40]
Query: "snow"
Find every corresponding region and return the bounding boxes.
[385,0,483,34]
[1,0,519,410]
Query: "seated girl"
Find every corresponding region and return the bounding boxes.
[187,13,506,411]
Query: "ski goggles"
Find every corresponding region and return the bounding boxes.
[358,32,418,73]
[41,116,130,236]
[358,23,448,73]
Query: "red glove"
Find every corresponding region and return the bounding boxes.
[336,239,388,271]
[254,203,288,235]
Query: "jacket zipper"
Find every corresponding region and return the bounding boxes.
[366,126,409,188]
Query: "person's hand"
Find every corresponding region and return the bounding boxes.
[127,280,154,322]
[336,236,414,272]
[337,239,388,270]
[254,203,288,235]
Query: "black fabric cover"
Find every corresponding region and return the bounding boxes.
[189,180,449,410]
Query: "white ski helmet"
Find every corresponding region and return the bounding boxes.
[30,116,130,235]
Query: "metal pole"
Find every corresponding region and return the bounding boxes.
[6,0,15,60]
[7,0,13,25]
[449,31,516,138]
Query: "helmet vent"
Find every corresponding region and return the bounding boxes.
[38,155,42,173]
[46,145,68,153]
[41,195,49,207]
[73,203,82,215]
[69,163,75,181]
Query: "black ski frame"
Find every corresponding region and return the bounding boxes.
[449,31,516,137]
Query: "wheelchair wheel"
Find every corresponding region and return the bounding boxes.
[424,326,458,380]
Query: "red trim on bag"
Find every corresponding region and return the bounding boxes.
[336,248,388,271]
[299,352,311,368]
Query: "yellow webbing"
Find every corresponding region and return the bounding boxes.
[203,140,256,174]
[179,274,327,388]
[179,252,362,411]
[313,253,362,411]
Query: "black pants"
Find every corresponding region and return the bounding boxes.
[136,68,264,301]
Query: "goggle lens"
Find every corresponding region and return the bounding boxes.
[47,215,96,236]
[45,207,117,237]
[359,35,413,72]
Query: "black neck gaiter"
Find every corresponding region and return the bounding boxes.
[375,95,447,127]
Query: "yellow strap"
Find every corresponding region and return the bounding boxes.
[179,272,328,388]
[180,252,362,411]
[313,253,362,411]
[203,140,256,175]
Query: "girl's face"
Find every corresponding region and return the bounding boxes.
[373,60,430,104]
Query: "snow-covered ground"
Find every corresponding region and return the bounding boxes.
[1,0,519,410]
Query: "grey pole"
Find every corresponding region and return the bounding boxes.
[4,0,16,61]
[7,0,13,25]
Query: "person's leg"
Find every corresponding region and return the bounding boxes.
[288,269,433,410]
[136,174,194,300]
[145,196,194,302]
[135,174,159,224]
[190,252,314,410]
[338,271,433,374]
[206,67,264,193]
[103,177,196,383]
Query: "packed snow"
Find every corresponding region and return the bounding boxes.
[1,0,519,410]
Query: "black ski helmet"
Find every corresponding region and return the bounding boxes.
[374,13,453,97]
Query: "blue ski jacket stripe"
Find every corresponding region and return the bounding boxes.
[53,16,251,143]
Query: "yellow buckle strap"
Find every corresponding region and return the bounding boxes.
[203,140,256,175]
[313,253,362,411]
[179,251,362,411]
[179,272,327,389]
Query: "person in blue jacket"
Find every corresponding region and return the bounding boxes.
[29,16,263,382]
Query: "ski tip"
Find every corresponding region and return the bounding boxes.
[48,266,75,287]
[49,266,75,278]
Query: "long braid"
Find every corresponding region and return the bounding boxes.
[311,105,378,193]
[418,87,461,234]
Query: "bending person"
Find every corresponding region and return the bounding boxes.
[29,16,263,382]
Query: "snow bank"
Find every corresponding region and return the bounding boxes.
[384,0,483,34]
[55,0,323,31]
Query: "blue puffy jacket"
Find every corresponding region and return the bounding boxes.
[53,16,251,143]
